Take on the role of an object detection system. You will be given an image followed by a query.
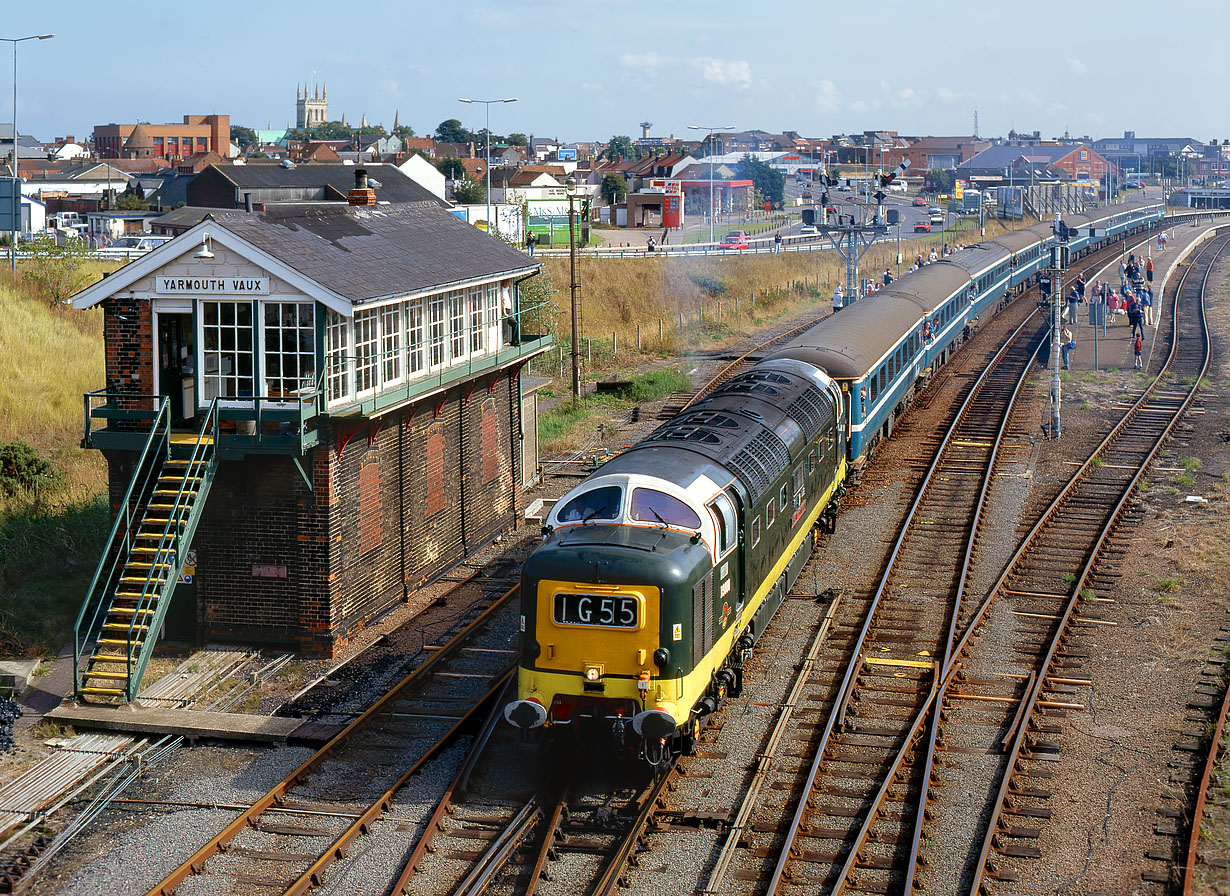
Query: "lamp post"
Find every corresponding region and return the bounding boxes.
[458,97,516,239]
[3,33,52,271]
[566,177,581,401]
[688,124,733,245]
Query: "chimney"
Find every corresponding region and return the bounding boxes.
[244,192,253,212]
[348,167,377,206]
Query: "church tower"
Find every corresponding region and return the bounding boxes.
[296,83,328,130]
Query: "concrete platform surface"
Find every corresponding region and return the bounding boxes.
[46,703,304,744]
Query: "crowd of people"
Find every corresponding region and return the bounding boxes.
[1057,250,1161,371]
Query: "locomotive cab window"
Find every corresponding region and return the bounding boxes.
[765,499,775,528]
[750,515,761,547]
[707,491,738,557]
[630,488,701,529]
[557,486,622,523]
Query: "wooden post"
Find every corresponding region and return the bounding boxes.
[637,324,641,351]
[612,331,617,355]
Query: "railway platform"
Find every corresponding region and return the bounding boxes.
[1061,218,1217,375]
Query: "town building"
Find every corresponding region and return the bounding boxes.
[186,163,440,209]
[94,115,231,161]
[69,174,551,701]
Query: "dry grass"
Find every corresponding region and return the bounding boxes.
[0,266,111,508]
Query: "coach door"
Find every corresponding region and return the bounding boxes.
[707,489,743,638]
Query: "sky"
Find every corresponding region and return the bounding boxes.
[8,0,1229,146]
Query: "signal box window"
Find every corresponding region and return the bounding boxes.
[557,486,622,523]
[631,489,701,529]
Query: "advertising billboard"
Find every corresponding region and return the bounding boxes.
[527,198,586,246]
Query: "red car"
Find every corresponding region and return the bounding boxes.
[912,197,927,207]
[913,220,932,232]
[718,230,749,249]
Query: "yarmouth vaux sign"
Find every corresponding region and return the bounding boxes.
[155,276,270,295]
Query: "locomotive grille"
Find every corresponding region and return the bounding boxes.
[692,576,711,664]
[786,390,834,441]
[727,430,791,496]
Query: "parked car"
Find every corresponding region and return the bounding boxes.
[718,230,749,250]
[799,224,818,236]
[912,197,928,207]
[1122,181,1143,189]
[913,220,932,232]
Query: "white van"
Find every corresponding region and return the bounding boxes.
[888,181,907,193]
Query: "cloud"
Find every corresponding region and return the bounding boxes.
[618,51,751,89]
[1065,56,1086,77]
[814,79,840,113]
[692,57,752,87]
[377,78,399,95]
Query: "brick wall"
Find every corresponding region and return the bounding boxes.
[103,296,153,398]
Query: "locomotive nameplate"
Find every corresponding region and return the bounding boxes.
[553,593,639,629]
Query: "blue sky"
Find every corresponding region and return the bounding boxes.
[10,0,1229,145]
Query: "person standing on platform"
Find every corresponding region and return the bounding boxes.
[1146,256,1154,288]
[1133,333,1144,369]
[832,283,843,314]
[1127,293,1144,339]
[1066,286,1081,325]
[1142,287,1153,327]
[883,268,893,286]
[1061,325,1074,370]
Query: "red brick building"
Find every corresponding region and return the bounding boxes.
[69,181,550,700]
[94,115,231,160]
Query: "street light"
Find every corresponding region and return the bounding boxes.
[565,177,582,401]
[3,33,52,271]
[458,97,516,239]
[688,124,733,245]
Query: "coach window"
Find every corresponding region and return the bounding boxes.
[878,368,886,393]
[708,491,738,558]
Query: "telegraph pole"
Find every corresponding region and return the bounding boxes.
[1047,213,1068,439]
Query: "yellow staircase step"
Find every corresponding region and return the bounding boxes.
[102,622,149,632]
[90,654,130,664]
[84,670,129,680]
[107,607,155,617]
[97,637,146,647]
[80,686,126,696]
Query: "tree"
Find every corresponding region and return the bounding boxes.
[605,135,638,162]
[601,173,629,206]
[735,154,784,208]
[452,177,486,204]
[115,193,150,211]
[436,119,477,144]
[393,124,416,140]
[436,158,467,180]
[507,133,528,147]
[927,168,953,192]
[22,235,95,308]
[231,125,258,150]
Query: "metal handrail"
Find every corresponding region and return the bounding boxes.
[73,398,171,696]
[120,399,219,700]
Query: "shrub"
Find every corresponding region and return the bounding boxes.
[0,441,64,498]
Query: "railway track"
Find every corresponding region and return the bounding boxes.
[950,230,1229,894]
[145,584,521,895]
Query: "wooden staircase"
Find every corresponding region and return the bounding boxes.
[74,400,219,703]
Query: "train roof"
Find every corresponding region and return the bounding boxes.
[764,294,930,379]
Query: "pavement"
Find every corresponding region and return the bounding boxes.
[1061,218,1212,374]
